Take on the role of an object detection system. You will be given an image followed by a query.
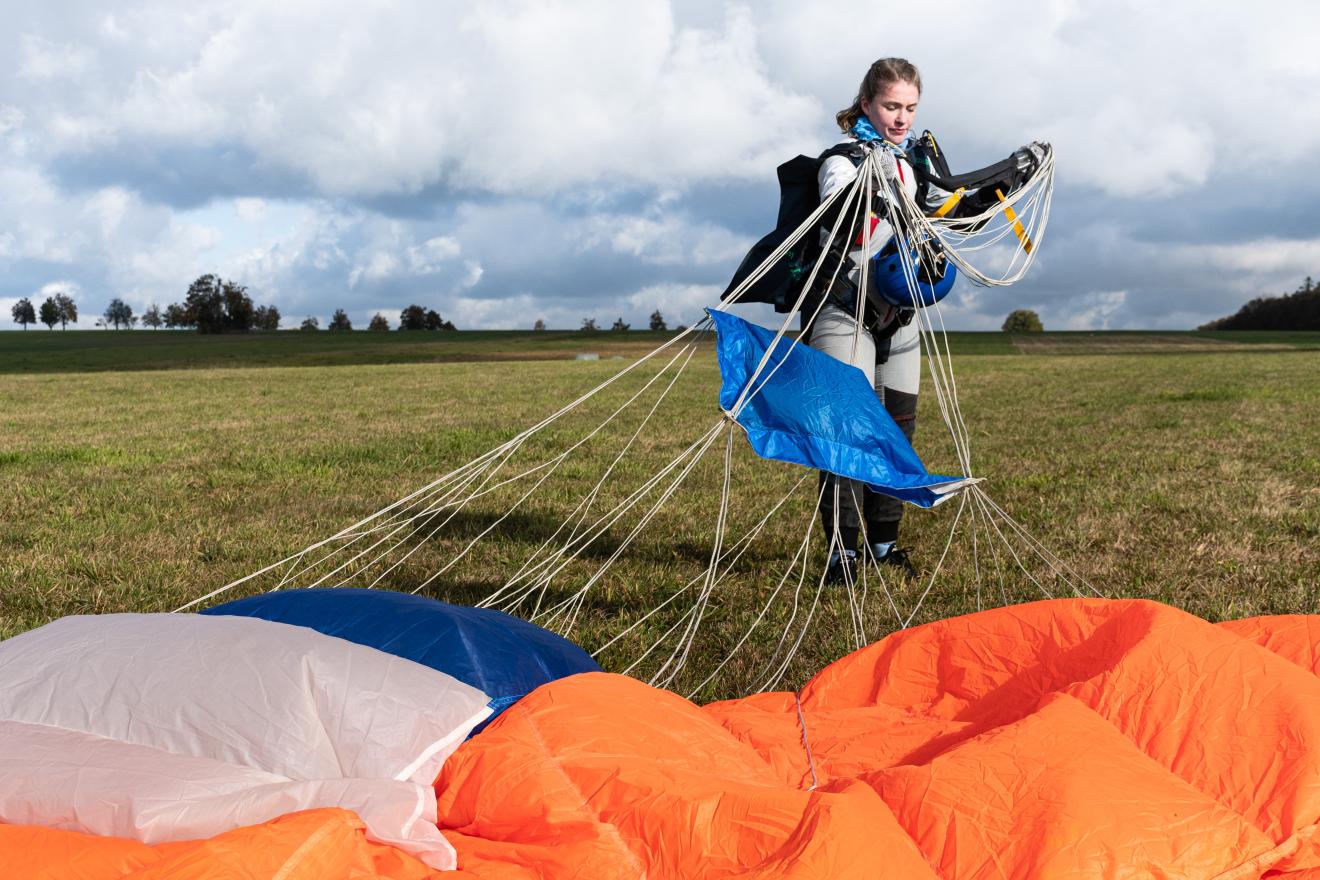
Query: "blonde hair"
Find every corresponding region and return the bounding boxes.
[835,58,922,132]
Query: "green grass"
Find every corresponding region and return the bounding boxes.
[5,328,1315,374]
[2,331,1318,700]
[0,328,690,373]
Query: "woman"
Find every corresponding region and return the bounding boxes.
[809,58,923,586]
[809,58,1039,586]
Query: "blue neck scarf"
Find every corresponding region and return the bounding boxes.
[851,114,883,143]
[851,114,912,149]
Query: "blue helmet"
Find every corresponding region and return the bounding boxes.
[870,242,957,308]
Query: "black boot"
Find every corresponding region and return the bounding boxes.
[825,550,859,586]
[871,543,918,580]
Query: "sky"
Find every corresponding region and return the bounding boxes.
[2,0,1319,332]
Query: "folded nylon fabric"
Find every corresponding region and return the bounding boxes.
[6,599,1320,879]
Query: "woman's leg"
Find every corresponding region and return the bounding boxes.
[868,320,921,571]
[805,305,877,562]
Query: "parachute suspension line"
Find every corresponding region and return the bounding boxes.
[601,469,812,677]
[171,443,521,612]
[903,146,1057,287]
[431,336,707,605]
[529,418,729,633]
[967,486,1055,601]
[679,475,817,698]
[901,490,970,628]
[404,338,709,582]
[650,423,736,690]
[478,338,705,612]
[185,139,1078,695]
[761,570,827,693]
[326,351,706,596]
[973,487,1101,599]
[327,445,560,595]
[316,440,532,592]
[970,491,984,613]
[174,319,715,614]
[753,479,830,693]
[963,482,1103,603]
[976,491,1013,608]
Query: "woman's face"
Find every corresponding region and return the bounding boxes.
[862,80,920,144]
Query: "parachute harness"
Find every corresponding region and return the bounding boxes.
[181,136,1095,700]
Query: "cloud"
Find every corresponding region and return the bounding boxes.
[12,2,820,199]
[3,0,1320,331]
[18,35,96,81]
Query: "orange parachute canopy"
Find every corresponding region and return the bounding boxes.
[7,598,1320,879]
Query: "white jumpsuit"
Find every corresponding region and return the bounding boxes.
[807,137,922,553]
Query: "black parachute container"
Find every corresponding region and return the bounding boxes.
[721,144,862,313]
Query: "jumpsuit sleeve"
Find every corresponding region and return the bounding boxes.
[818,153,859,201]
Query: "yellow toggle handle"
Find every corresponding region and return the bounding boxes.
[995,188,1034,254]
[932,187,966,218]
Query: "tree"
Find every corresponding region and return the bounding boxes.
[103,298,135,330]
[649,309,667,332]
[141,304,163,329]
[300,316,320,331]
[368,313,390,331]
[533,318,546,331]
[176,275,259,332]
[424,309,444,331]
[54,293,77,329]
[253,304,281,331]
[183,275,226,332]
[1002,309,1044,333]
[11,297,35,330]
[399,304,428,330]
[164,303,191,328]
[39,297,60,329]
[220,280,254,332]
[611,317,630,332]
[329,308,353,331]
[580,317,598,332]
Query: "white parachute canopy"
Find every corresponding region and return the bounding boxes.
[0,613,496,869]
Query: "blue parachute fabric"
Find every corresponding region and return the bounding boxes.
[708,309,964,508]
[202,588,600,729]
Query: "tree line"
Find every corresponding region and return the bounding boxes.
[9,276,461,333]
[537,310,673,332]
[9,292,78,330]
[1199,276,1320,330]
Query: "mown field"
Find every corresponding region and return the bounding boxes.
[2,329,1317,699]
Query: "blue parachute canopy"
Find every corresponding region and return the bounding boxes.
[708,309,970,508]
[203,588,600,724]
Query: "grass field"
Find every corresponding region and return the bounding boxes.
[2,328,1318,699]
[5,327,1317,374]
